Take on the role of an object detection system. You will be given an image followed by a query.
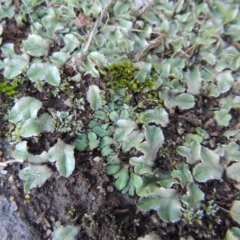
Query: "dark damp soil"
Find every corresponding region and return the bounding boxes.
[0,82,234,240]
[0,18,239,240]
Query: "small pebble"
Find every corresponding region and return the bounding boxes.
[177,126,185,135]
[93,156,101,162]
[8,175,14,183]
[135,20,144,29]
[233,183,240,190]
[46,229,52,237]
[36,217,44,224]
[43,225,48,231]
[209,139,215,148]
[162,222,167,228]
[107,186,114,192]
[10,201,18,212]
[55,221,61,227]
[150,214,158,224]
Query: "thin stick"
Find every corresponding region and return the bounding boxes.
[67,0,112,70]
[134,36,162,62]
[83,0,112,55]
[0,159,24,166]
[105,25,160,34]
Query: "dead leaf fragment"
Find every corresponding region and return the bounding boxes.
[73,12,92,28]
[134,37,162,61]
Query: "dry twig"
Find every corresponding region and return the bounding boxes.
[67,0,112,71]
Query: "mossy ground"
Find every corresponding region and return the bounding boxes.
[103,61,160,104]
[0,78,21,96]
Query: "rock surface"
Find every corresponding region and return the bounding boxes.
[0,195,40,240]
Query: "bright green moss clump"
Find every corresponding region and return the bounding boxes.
[0,78,21,96]
[107,61,134,89]
[105,61,156,93]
